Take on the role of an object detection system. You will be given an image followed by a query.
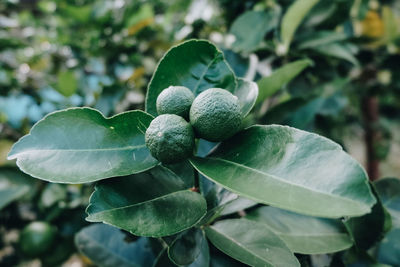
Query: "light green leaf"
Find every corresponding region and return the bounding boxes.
[8,108,158,184]
[75,224,156,267]
[230,10,279,53]
[86,168,207,237]
[246,206,353,254]
[205,219,300,267]
[57,70,78,97]
[280,0,320,54]
[375,178,400,227]
[297,31,348,50]
[145,40,237,117]
[234,78,258,117]
[0,168,35,210]
[313,43,359,66]
[190,125,376,218]
[256,59,312,104]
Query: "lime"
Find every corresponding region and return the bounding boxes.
[19,221,56,257]
[156,86,195,119]
[190,88,242,141]
[145,114,195,163]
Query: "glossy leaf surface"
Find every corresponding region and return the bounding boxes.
[190,125,376,218]
[234,78,258,117]
[256,60,312,104]
[246,206,352,254]
[86,167,207,237]
[230,10,279,53]
[146,40,236,116]
[8,108,158,183]
[377,228,400,266]
[75,224,156,267]
[205,219,299,267]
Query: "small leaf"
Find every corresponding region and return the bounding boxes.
[0,168,35,210]
[280,0,320,54]
[246,206,353,254]
[205,219,300,267]
[86,168,207,237]
[313,43,359,66]
[190,125,376,218]
[75,224,156,267]
[57,70,78,97]
[8,108,158,184]
[297,31,348,50]
[230,10,279,53]
[234,78,258,117]
[146,40,237,116]
[256,59,312,104]
[168,228,208,266]
[375,177,400,227]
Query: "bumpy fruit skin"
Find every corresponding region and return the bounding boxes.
[19,221,56,257]
[190,88,242,142]
[145,114,195,163]
[156,86,195,119]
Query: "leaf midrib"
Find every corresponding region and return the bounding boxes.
[207,157,367,208]
[207,225,274,266]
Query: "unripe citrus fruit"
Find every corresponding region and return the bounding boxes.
[190,88,242,141]
[145,114,195,163]
[19,221,56,257]
[156,86,195,119]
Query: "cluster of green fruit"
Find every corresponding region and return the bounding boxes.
[145,86,242,164]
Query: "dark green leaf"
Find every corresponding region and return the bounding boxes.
[313,43,359,66]
[256,60,312,104]
[377,228,400,266]
[246,206,352,254]
[168,228,208,266]
[75,224,156,267]
[375,177,400,227]
[230,10,279,53]
[86,167,207,237]
[205,219,300,267]
[344,185,390,251]
[146,40,237,116]
[8,108,158,183]
[0,168,35,210]
[190,125,376,218]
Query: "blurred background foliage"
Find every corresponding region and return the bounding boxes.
[0,0,399,266]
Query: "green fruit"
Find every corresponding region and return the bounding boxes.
[156,86,195,119]
[19,221,56,257]
[190,88,242,141]
[145,114,195,163]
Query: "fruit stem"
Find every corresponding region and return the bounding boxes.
[193,168,200,191]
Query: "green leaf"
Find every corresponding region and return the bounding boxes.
[313,43,359,66]
[297,31,348,50]
[190,125,376,218]
[75,224,157,267]
[246,206,353,254]
[256,60,312,104]
[205,219,300,267]
[377,228,400,266]
[279,0,320,54]
[375,177,400,227]
[234,78,258,117]
[0,168,35,210]
[8,108,158,184]
[146,40,237,117]
[220,197,256,216]
[168,228,209,266]
[86,167,207,237]
[344,185,390,251]
[230,10,279,53]
[57,70,78,97]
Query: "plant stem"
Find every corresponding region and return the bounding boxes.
[194,168,200,190]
